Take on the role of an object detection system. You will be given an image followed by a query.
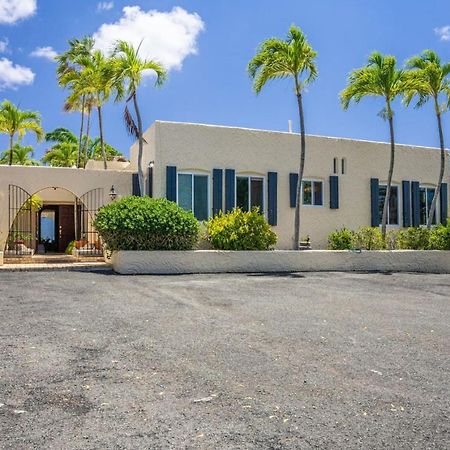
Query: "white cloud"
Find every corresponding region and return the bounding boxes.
[93,6,204,72]
[435,25,450,41]
[0,38,8,52]
[30,46,57,61]
[97,1,114,11]
[0,0,36,24]
[0,57,34,90]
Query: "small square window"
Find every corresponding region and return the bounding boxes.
[302,180,323,206]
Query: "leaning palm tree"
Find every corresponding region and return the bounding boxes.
[341,52,410,239]
[404,50,450,227]
[0,143,40,166]
[112,40,167,195]
[248,25,318,249]
[0,100,44,166]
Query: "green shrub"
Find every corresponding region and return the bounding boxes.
[352,226,385,250]
[328,228,354,250]
[428,224,450,250]
[395,227,430,250]
[93,196,200,251]
[65,240,76,255]
[206,208,277,250]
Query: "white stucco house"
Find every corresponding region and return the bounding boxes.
[0,120,448,260]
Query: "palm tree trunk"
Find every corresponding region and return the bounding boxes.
[132,92,145,196]
[82,108,91,168]
[294,84,306,249]
[381,104,395,240]
[77,95,86,169]
[97,105,107,170]
[8,134,14,166]
[427,99,446,228]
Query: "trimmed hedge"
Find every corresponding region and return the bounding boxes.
[328,222,450,250]
[206,208,277,250]
[94,196,200,251]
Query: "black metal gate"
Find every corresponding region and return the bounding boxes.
[6,185,34,256]
[76,188,104,256]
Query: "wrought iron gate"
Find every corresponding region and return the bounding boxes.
[76,188,104,256]
[7,185,34,256]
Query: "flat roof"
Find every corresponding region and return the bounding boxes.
[153,120,446,152]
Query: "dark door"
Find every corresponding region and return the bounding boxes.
[58,205,75,253]
[39,206,58,252]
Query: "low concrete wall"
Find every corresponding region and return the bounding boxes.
[111,250,450,275]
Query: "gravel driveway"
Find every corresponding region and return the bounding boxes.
[0,271,449,449]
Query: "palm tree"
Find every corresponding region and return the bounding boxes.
[112,40,167,196]
[42,128,78,167]
[341,52,410,239]
[56,37,95,168]
[0,100,44,166]
[248,25,318,249]
[404,50,450,228]
[0,143,40,166]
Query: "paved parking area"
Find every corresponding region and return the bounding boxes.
[0,271,449,449]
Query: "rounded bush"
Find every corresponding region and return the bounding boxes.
[206,208,277,250]
[94,196,200,251]
[395,227,430,250]
[327,228,353,250]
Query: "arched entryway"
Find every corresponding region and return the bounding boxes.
[5,185,104,258]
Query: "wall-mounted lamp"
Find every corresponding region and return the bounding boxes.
[148,161,155,197]
[109,185,118,201]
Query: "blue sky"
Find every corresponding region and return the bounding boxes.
[1,0,450,159]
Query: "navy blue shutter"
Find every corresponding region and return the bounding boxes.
[166,166,177,202]
[289,173,298,208]
[402,181,411,227]
[370,178,380,227]
[329,176,339,209]
[411,181,420,227]
[212,169,223,216]
[440,183,448,225]
[132,173,140,196]
[268,172,278,226]
[225,169,235,212]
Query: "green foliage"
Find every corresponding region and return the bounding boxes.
[428,224,450,250]
[395,227,430,250]
[0,143,40,166]
[328,228,354,250]
[65,240,76,255]
[353,226,385,250]
[93,197,200,251]
[206,208,277,251]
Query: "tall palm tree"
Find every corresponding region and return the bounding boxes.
[0,143,40,166]
[43,128,78,167]
[69,50,115,170]
[404,50,450,227]
[0,100,44,166]
[248,25,318,249]
[341,52,410,239]
[112,40,167,195]
[56,37,95,168]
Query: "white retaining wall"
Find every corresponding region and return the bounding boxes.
[111,250,450,275]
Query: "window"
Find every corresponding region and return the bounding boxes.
[236,176,264,212]
[333,157,338,174]
[302,180,323,206]
[341,158,346,175]
[419,187,437,225]
[378,185,399,225]
[177,173,209,221]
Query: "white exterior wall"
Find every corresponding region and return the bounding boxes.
[137,121,450,250]
[0,165,133,251]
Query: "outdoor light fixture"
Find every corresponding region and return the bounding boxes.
[148,161,155,197]
[109,185,118,201]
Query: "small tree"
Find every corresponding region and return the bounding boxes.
[341,52,410,239]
